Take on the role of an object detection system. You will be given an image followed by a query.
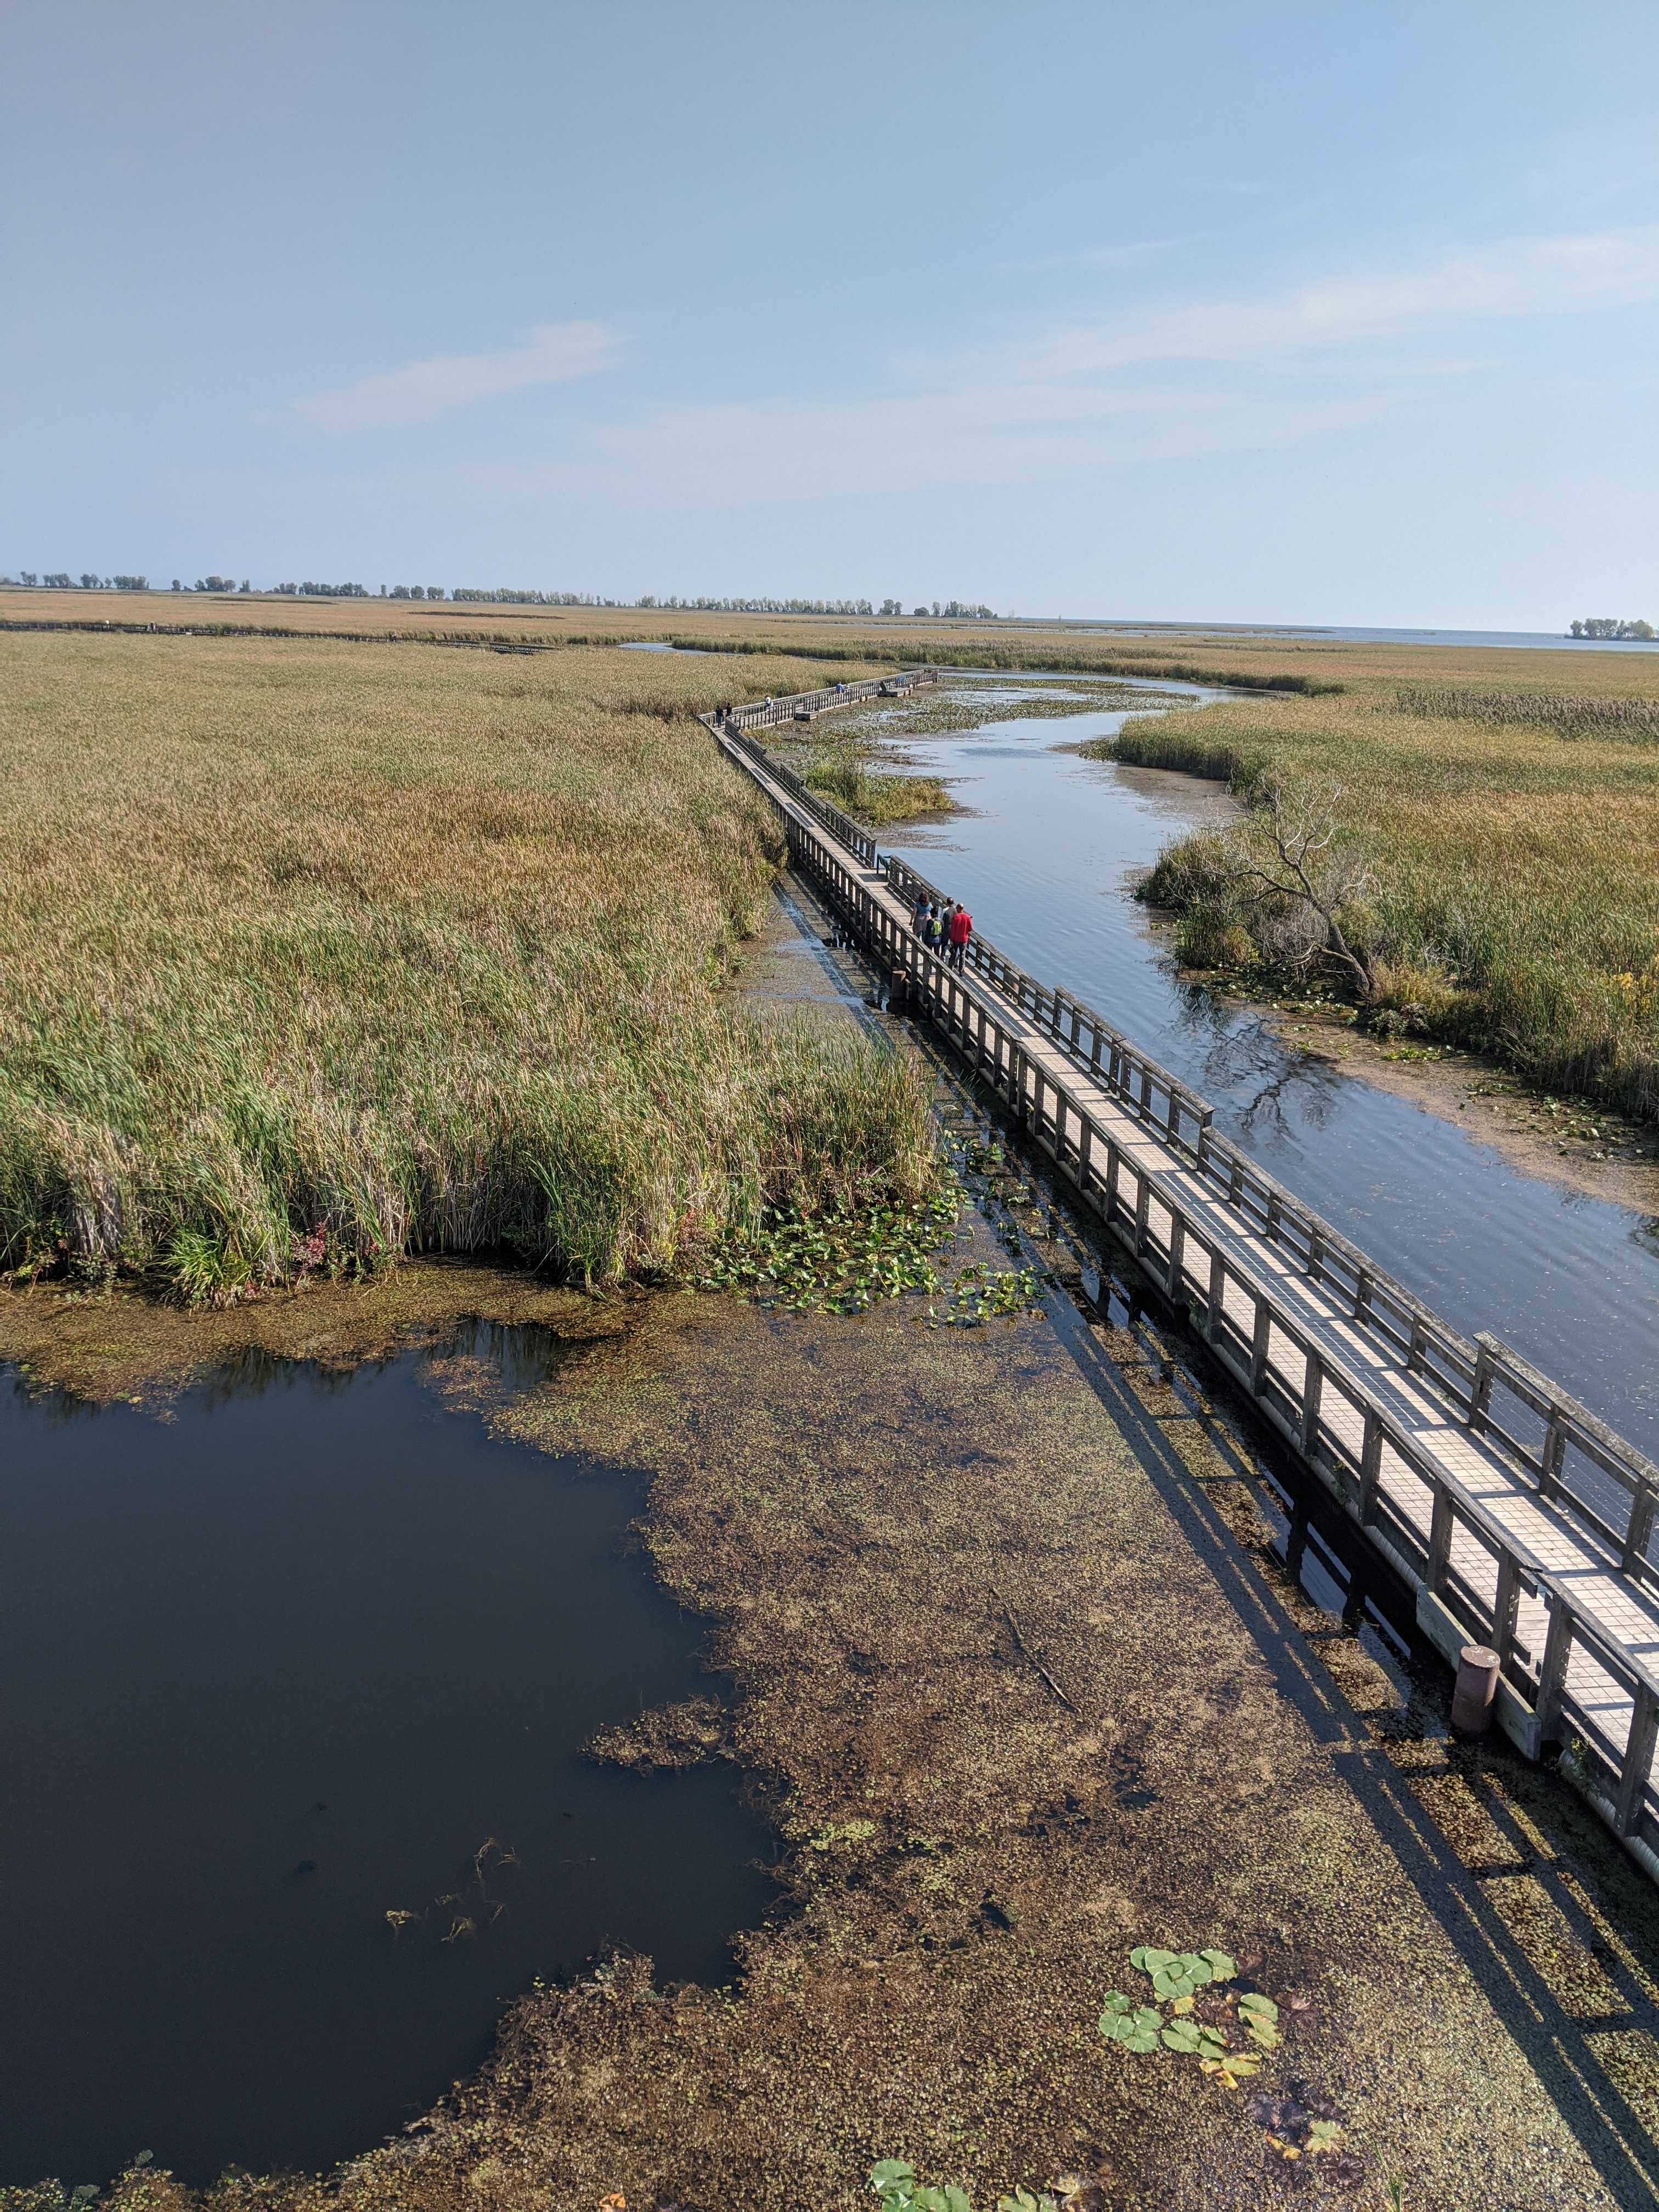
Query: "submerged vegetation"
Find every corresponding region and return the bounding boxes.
[1090,652,1659,1118]
[0,631,939,1300]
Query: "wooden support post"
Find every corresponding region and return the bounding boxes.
[1138,1067,1153,1121]
[1078,1121,1094,1191]
[1426,1484,1454,1596]
[1358,1408,1384,1525]
[1133,1176,1152,1259]
[1265,1193,1282,1243]
[1492,1550,1521,1667]
[1104,1141,1121,1223]
[1354,1270,1374,1328]
[1407,1316,1426,1375]
[1166,1209,1186,1302]
[1227,1159,1244,1207]
[1250,1301,1271,1395]
[1299,1350,1324,1459]
[1307,1229,1325,1284]
[1534,1599,1574,1740]
[1617,1683,1658,1839]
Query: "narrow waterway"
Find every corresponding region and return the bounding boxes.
[0,1329,772,2187]
[876,678,1659,1455]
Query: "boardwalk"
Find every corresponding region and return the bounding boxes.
[704,684,1659,1886]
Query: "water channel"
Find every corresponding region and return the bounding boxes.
[873,675,1659,1457]
[0,1330,772,2187]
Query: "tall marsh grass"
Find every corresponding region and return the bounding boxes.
[1100,655,1659,1116]
[0,633,936,1296]
[1395,686,1659,741]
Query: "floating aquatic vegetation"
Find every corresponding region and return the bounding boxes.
[1098,1945,1278,2089]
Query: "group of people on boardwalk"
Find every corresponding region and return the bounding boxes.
[911,888,973,972]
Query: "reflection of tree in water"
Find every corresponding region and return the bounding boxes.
[1165,983,1345,1140]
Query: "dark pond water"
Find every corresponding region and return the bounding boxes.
[878,678,1659,1455]
[0,1329,772,2187]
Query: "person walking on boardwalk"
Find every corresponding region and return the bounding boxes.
[912,888,930,938]
[947,898,972,972]
[924,902,944,956]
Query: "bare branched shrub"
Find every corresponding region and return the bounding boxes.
[1225,777,1379,996]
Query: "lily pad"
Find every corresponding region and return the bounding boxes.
[1101,2004,1163,2053]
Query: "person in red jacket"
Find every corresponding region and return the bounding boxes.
[947,900,972,971]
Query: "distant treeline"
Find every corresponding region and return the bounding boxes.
[2,575,1000,617]
[1570,617,1655,641]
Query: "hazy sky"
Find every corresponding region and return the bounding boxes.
[3,1,1656,627]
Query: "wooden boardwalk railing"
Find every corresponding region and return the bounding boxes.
[704,676,1659,1886]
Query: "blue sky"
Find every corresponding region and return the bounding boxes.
[3,1,1656,628]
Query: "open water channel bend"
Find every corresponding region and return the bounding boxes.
[0,1329,771,2186]
[877,676,1659,1455]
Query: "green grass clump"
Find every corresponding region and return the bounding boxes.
[0,631,938,1299]
[802,751,955,826]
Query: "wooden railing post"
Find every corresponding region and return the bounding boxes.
[1617,1683,1659,1838]
[1133,1176,1152,1260]
[1534,1597,1574,1740]
[1426,1484,1454,1596]
[1539,1409,1567,1502]
[1491,1550,1521,1666]
[1300,1350,1324,1458]
[1469,1341,1496,1436]
[1166,1209,1186,1302]
[1250,1300,1271,1396]
[1358,1407,1384,1525]
[1623,1482,1658,1577]
[1206,1248,1226,1348]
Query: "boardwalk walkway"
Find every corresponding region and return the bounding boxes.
[703,680,1659,1885]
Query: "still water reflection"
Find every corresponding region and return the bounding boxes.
[0,1329,771,2186]
[879,681,1659,1453]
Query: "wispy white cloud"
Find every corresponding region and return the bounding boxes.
[584,225,1659,505]
[907,224,1659,390]
[288,320,624,431]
